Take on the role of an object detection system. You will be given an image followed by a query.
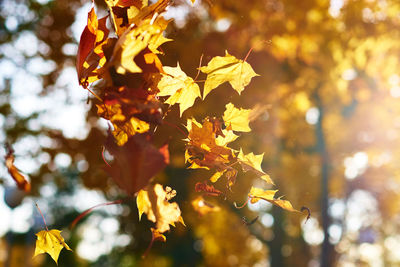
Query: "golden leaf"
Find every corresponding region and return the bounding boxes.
[200,50,259,98]
[33,229,72,264]
[248,187,298,212]
[215,129,238,146]
[136,184,184,233]
[157,63,201,116]
[222,103,252,132]
[237,149,274,184]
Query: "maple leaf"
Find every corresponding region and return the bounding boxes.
[157,63,201,116]
[5,146,30,192]
[137,184,184,233]
[248,187,298,212]
[76,4,110,87]
[185,118,234,170]
[199,50,259,98]
[105,134,169,195]
[215,129,239,146]
[110,19,167,74]
[192,196,220,216]
[223,103,252,132]
[105,0,148,36]
[34,229,72,264]
[237,148,274,184]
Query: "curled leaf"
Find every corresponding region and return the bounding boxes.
[5,146,30,192]
[195,181,223,197]
[248,187,298,212]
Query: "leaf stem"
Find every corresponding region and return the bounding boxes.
[70,199,123,229]
[234,197,250,209]
[86,86,103,103]
[194,54,203,81]
[35,203,49,231]
[102,146,111,167]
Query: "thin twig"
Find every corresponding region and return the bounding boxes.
[35,203,49,231]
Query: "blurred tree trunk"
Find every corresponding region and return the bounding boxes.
[315,89,335,267]
[269,206,285,267]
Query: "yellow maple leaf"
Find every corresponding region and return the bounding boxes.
[111,20,166,74]
[237,149,274,184]
[199,50,259,98]
[137,184,184,233]
[223,103,252,132]
[248,187,298,212]
[157,63,201,116]
[34,229,72,264]
[215,129,239,146]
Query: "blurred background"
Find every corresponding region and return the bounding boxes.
[1,0,400,266]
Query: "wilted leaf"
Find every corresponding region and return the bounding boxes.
[195,181,223,196]
[223,103,252,132]
[237,149,274,184]
[105,134,169,195]
[33,229,72,264]
[137,183,184,233]
[248,187,298,212]
[157,63,201,116]
[200,50,259,98]
[5,147,30,192]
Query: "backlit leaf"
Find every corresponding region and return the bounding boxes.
[34,229,72,264]
[105,134,169,195]
[237,149,274,184]
[223,103,252,132]
[136,184,184,233]
[157,63,201,116]
[248,187,298,212]
[200,50,259,98]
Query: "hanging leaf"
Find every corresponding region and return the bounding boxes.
[223,103,252,132]
[105,134,169,195]
[76,4,110,87]
[248,187,298,212]
[157,63,201,116]
[137,184,184,233]
[33,229,72,264]
[4,146,30,192]
[200,50,259,98]
[237,149,274,184]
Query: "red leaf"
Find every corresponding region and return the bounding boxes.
[105,134,169,195]
[195,181,223,197]
[4,146,30,192]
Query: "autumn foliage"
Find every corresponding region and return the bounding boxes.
[5,0,304,264]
